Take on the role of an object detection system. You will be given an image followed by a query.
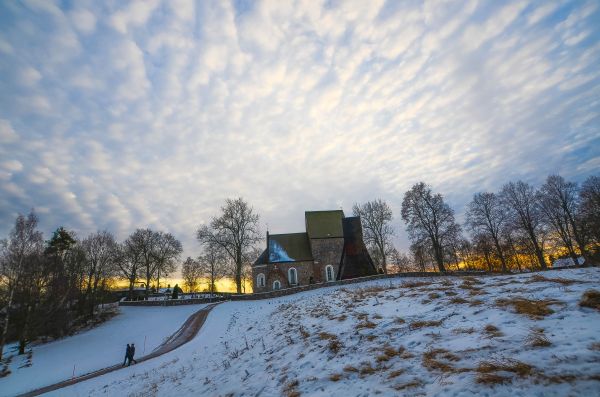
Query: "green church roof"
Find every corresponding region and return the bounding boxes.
[305,210,344,239]
[268,233,313,263]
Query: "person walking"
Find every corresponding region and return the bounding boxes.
[123,344,130,366]
[128,343,137,366]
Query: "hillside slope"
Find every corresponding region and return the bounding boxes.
[54,268,600,397]
[1,304,206,397]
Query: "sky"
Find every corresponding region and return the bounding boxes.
[0,0,599,260]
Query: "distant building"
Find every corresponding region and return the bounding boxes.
[252,210,377,292]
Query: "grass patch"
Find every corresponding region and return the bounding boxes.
[526,274,580,286]
[329,373,342,381]
[524,328,551,347]
[589,342,600,351]
[453,327,476,334]
[483,324,503,338]
[388,369,405,379]
[318,332,337,340]
[422,348,464,373]
[579,289,600,311]
[428,292,441,299]
[477,359,534,376]
[409,319,442,330]
[356,320,377,329]
[343,365,358,372]
[450,297,469,304]
[445,290,458,296]
[393,380,423,390]
[495,297,563,319]
[401,281,430,288]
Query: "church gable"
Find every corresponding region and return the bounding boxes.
[305,210,344,239]
[268,233,312,263]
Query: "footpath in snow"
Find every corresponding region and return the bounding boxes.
[44,267,600,397]
[0,304,206,397]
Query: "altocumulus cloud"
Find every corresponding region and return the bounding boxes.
[0,0,599,256]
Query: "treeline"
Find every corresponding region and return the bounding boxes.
[0,218,182,359]
[359,174,599,274]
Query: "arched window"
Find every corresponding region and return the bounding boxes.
[288,268,298,285]
[256,273,265,288]
[273,280,281,290]
[325,265,335,282]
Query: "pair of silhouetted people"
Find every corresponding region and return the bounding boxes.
[123,343,137,366]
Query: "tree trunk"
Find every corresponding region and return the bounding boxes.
[492,236,508,273]
[433,243,446,272]
[526,228,547,269]
[0,283,16,360]
[235,251,242,293]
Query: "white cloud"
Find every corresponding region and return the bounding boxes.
[0,119,18,142]
[69,8,97,34]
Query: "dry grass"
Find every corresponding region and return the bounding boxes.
[329,373,342,382]
[356,320,377,330]
[525,274,581,286]
[589,342,600,351]
[283,380,300,397]
[387,369,405,379]
[393,380,423,390]
[343,365,359,372]
[579,289,600,311]
[422,348,464,373]
[394,317,406,325]
[428,292,441,299]
[409,319,443,330]
[401,281,430,288]
[359,362,376,376]
[524,328,551,347]
[476,372,511,385]
[453,327,476,334]
[450,296,469,304]
[495,297,563,319]
[318,332,336,340]
[470,299,484,306]
[478,359,534,376]
[398,346,415,359]
[445,290,458,296]
[483,324,503,338]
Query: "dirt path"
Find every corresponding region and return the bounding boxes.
[17,302,221,397]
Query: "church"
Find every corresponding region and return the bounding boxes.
[252,210,378,292]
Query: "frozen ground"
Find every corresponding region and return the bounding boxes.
[0,304,206,396]
[5,269,600,397]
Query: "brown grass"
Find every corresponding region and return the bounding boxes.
[453,327,476,335]
[450,297,469,304]
[329,373,342,382]
[422,348,463,373]
[477,358,535,379]
[495,297,563,319]
[445,290,458,296]
[387,369,405,379]
[318,332,337,340]
[343,365,358,372]
[470,299,484,306]
[524,329,551,347]
[393,380,423,390]
[401,281,430,288]
[327,339,343,354]
[283,380,300,397]
[398,346,415,359]
[526,274,580,286]
[589,342,600,351]
[359,362,376,376]
[579,290,600,311]
[394,317,406,324]
[429,292,441,299]
[476,373,511,385]
[409,319,443,330]
[484,324,503,338]
[356,320,377,329]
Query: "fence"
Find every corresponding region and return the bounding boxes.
[119,270,489,306]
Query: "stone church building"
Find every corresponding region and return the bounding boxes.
[252,210,378,292]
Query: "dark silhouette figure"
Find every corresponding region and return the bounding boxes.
[128,343,137,366]
[172,284,181,299]
[123,344,130,366]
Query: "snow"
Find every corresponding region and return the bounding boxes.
[4,269,600,397]
[0,304,206,396]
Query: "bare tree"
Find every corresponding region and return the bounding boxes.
[401,182,461,272]
[181,257,202,293]
[81,231,118,318]
[198,243,228,294]
[152,232,183,291]
[388,247,412,273]
[500,181,547,269]
[579,175,600,251]
[466,192,509,272]
[352,199,394,273]
[0,211,44,359]
[197,198,261,293]
[117,234,143,300]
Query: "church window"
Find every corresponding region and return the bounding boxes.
[325,265,335,282]
[273,280,281,290]
[257,273,265,288]
[288,268,298,285]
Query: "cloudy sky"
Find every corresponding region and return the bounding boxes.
[1,0,599,257]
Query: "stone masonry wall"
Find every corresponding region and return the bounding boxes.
[309,237,344,283]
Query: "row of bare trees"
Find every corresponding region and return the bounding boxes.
[0,214,182,359]
[354,174,599,274]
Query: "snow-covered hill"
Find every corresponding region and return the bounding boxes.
[1,304,206,397]
[7,268,600,397]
